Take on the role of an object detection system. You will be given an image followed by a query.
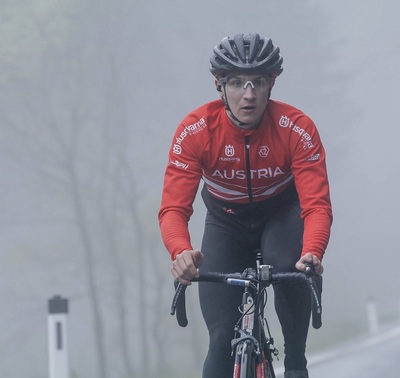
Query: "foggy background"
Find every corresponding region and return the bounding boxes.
[1,0,399,377]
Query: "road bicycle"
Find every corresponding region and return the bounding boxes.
[170,251,322,378]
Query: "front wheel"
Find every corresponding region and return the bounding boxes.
[233,341,256,378]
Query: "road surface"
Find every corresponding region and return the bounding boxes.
[275,324,400,377]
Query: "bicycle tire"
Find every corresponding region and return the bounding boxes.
[241,341,256,378]
[234,342,272,378]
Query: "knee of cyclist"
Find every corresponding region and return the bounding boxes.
[209,327,233,352]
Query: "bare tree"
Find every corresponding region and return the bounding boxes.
[1,10,175,377]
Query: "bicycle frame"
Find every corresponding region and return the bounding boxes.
[230,266,275,378]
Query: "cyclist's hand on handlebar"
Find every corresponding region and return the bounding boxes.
[295,252,324,275]
[171,249,204,285]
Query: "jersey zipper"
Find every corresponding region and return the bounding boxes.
[244,135,253,203]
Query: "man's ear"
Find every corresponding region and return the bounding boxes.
[215,79,222,92]
[270,78,276,90]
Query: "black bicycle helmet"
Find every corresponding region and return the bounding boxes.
[210,33,283,78]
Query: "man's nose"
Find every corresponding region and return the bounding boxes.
[243,81,255,90]
[243,83,256,97]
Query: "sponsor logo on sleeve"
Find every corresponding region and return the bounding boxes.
[279,115,314,149]
[172,117,207,155]
[305,154,321,162]
[170,159,189,169]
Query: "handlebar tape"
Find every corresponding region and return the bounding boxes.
[171,281,188,327]
[308,274,322,329]
[303,263,322,329]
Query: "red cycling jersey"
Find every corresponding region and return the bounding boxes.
[159,99,332,260]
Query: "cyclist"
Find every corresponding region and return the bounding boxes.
[159,33,332,378]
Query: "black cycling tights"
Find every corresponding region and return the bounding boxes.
[199,187,312,378]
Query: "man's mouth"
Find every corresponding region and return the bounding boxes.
[242,105,256,111]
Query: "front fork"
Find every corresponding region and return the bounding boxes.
[232,286,267,377]
[232,278,276,378]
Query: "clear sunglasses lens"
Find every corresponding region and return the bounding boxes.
[226,76,270,92]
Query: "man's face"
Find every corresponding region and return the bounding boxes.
[220,74,273,129]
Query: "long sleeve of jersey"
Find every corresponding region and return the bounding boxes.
[158,117,205,260]
[159,165,202,259]
[286,113,333,260]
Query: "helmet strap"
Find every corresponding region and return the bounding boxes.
[221,83,249,127]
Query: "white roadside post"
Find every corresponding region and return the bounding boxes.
[48,295,70,378]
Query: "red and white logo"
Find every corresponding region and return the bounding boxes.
[258,146,270,158]
[225,145,235,157]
